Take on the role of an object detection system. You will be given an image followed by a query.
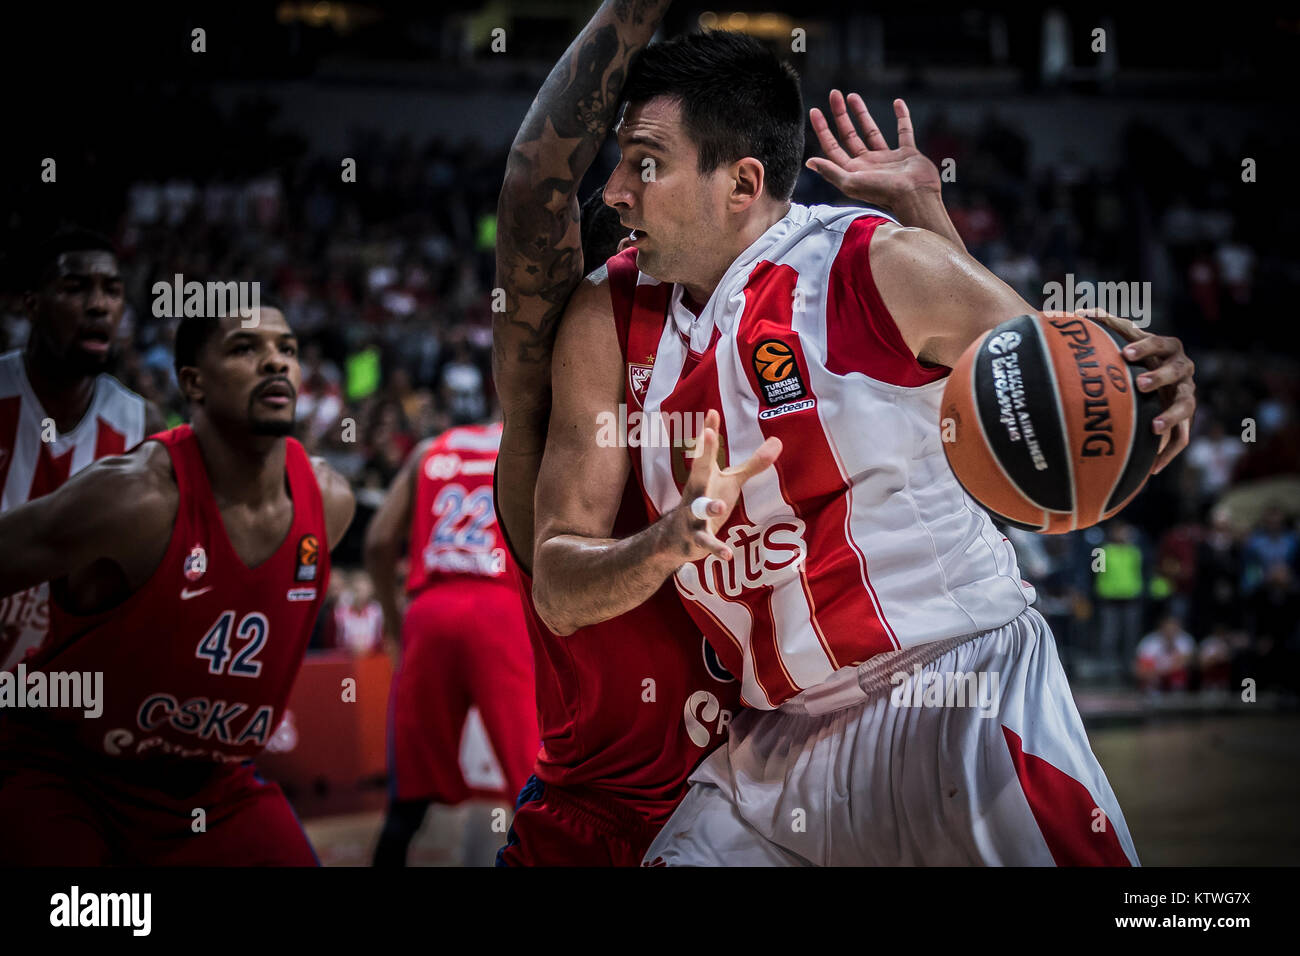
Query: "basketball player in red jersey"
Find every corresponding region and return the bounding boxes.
[493,0,746,865]
[0,307,355,865]
[530,33,1199,865]
[493,1,989,865]
[1,228,166,670]
[365,420,538,866]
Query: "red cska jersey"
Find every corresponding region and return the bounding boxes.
[18,424,330,765]
[405,422,511,595]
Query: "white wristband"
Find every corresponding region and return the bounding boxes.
[690,496,712,521]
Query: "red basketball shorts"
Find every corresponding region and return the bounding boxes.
[0,726,317,866]
[496,775,666,867]
[388,581,538,804]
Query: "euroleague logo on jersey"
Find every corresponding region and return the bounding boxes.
[295,534,319,583]
[752,338,814,419]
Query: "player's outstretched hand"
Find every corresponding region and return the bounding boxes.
[670,410,781,563]
[1071,308,1196,475]
[805,92,942,206]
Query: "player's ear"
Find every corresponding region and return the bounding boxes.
[728,157,765,211]
[177,366,204,405]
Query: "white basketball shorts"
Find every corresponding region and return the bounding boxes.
[643,607,1138,866]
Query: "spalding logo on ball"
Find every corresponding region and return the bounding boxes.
[940,312,1162,533]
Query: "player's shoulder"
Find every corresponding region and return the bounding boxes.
[92,371,168,433]
[808,202,895,234]
[573,259,618,305]
[92,369,145,405]
[67,438,178,535]
[557,261,620,348]
[865,220,955,265]
[309,453,356,548]
[399,434,441,482]
[308,453,353,507]
[88,437,174,490]
[410,434,441,460]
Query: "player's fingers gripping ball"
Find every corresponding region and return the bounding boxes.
[940,312,1162,533]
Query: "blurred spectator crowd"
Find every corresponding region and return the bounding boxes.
[0,95,1295,693]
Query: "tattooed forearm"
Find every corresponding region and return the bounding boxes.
[494,0,670,413]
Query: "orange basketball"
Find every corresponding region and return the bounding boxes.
[940,313,1162,533]
[754,340,796,382]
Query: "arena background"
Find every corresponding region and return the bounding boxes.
[2,0,1297,865]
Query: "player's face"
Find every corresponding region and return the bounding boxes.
[198,310,300,437]
[27,251,125,375]
[604,98,729,286]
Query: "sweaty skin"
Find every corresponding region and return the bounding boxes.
[0,311,355,615]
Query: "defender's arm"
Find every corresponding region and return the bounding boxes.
[530,272,667,635]
[531,271,780,636]
[361,440,430,642]
[0,445,174,599]
[493,0,673,576]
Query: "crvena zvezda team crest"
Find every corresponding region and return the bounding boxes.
[628,362,653,407]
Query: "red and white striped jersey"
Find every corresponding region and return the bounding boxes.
[609,204,1036,711]
[0,349,148,671]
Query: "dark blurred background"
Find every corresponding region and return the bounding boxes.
[2,1,1296,862]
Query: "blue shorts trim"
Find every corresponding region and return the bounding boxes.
[494,774,545,867]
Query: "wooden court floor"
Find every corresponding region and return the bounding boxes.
[304,712,1300,866]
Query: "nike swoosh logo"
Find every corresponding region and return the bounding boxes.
[180,586,214,600]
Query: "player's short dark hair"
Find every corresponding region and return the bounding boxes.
[28,226,118,288]
[174,318,221,380]
[621,30,804,201]
[580,190,628,267]
[173,296,287,380]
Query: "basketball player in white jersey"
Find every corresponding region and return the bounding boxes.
[530,32,1197,865]
[1,228,165,669]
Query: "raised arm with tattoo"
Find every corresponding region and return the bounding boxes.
[493,0,672,574]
